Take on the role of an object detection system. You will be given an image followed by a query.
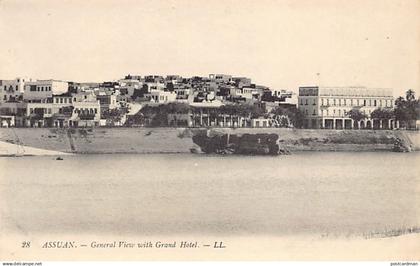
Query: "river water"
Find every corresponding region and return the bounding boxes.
[0,152,418,237]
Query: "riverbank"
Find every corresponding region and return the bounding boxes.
[0,127,418,155]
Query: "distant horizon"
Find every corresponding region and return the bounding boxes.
[0,73,413,98]
[1,0,419,98]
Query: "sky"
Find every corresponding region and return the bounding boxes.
[0,0,419,97]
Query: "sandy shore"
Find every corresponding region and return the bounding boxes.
[0,140,70,156]
[0,127,418,155]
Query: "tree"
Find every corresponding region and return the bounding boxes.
[406,89,416,102]
[347,108,367,122]
[271,106,305,128]
[394,90,419,128]
[371,108,394,120]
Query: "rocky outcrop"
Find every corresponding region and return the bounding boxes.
[192,132,290,155]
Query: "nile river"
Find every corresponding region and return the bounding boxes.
[0,152,419,237]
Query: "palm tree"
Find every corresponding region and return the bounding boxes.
[395,96,405,107]
[406,89,416,102]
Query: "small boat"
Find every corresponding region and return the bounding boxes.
[56,156,64,160]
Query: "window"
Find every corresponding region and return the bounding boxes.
[313,99,316,105]
[363,100,366,106]
[305,99,308,105]
[312,109,316,115]
[333,99,336,106]
[374,100,377,106]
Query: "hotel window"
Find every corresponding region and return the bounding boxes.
[333,99,336,106]
[312,109,316,115]
[313,99,316,105]
[374,100,377,106]
[363,100,366,106]
[321,99,325,106]
[327,99,330,105]
[305,99,308,105]
[60,98,63,104]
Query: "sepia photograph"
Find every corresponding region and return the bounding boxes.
[0,0,419,264]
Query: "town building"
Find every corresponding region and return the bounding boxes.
[0,77,29,103]
[23,80,68,102]
[71,101,101,127]
[298,86,394,129]
[145,90,177,104]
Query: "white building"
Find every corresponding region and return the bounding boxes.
[71,101,101,127]
[0,77,29,102]
[298,86,394,129]
[24,80,68,102]
[145,90,177,104]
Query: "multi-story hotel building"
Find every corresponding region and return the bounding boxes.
[298,86,395,129]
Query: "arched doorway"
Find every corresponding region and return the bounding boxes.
[353,120,359,129]
[366,120,372,129]
[360,120,365,129]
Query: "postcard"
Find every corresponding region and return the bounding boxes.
[0,0,419,263]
